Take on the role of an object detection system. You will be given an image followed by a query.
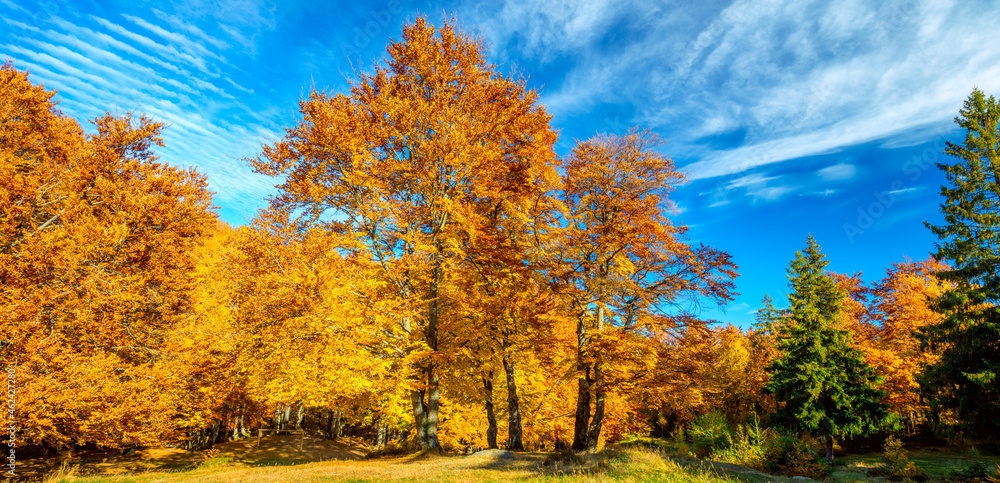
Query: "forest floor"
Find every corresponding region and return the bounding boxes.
[831,447,1000,482]
[13,434,367,482]
[14,436,793,483]
[16,435,1000,483]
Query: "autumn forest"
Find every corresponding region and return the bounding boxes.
[2,16,999,481]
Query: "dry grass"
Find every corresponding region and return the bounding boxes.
[36,446,758,483]
[15,434,369,481]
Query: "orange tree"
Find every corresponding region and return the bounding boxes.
[249,17,558,450]
[553,129,737,451]
[865,259,952,432]
[0,62,216,448]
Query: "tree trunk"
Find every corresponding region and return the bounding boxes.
[586,361,605,451]
[825,433,834,464]
[209,419,221,447]
[376,417,387,449]
[328,408,341,440]
[483,373,498,449]
[426,367,441,450]
[422,250,442,451]
[411,389,428,448]
[295,403,305,430]
[233,409,242,441]
[239,413,249,438]
[572,311,592,452]
[502,348,524,450]
[572,364,591,451]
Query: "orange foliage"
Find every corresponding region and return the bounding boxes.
[829,261,951,429]
[0,62,216,448]
[865,259,952,429]
[4,14,952,454]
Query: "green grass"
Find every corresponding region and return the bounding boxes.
[828,447,1000,482]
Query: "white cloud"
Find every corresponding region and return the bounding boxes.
[151,8,230,50]
[726,173,775,189]
[747,185,795,201]
[700,171,794,204]
[467,0,1000,181]
[818,163,856,181]
[472,0,621,63]
[803,189,838,196]
[90,16,213,75]
[123,14,227,64]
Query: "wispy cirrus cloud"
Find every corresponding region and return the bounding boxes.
[0,0,281,217]
[818,163,857,181]
[467,0,1000,182]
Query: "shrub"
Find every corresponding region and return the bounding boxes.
[711,413,770,471]
[764,432,829,479]
[364,441,412,458]
[688,411,733,457]
[199,456,234,469]
[868,435,926,481]
[668,426,693,456]
[960,462,991,480]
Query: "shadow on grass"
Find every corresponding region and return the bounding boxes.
[23,434,370,481]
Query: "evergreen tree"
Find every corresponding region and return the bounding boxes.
[921,88,1000,439]
[766,236,889,463]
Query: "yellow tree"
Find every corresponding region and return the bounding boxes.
[179,209,403,448]
[643,318,717,429]
[249,17,558,449]
[706,325,757,425]
[447,176,564,450]
[555,129,738,451]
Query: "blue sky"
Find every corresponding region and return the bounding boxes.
[3,0,999,326]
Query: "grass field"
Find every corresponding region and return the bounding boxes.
[21,435,1000,483]
[34,447,787,483]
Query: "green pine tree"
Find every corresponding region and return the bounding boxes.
[766,236,890,464]
[921,88,1000,439]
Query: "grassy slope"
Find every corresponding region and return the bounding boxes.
[39,448,796,483]
[33,438,1000,483]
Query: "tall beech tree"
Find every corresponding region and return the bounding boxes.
[766,236,889,463]
[555,129,737,451]
[250,17,558,450]
[0,62,216,448]
[922,88,1000,438]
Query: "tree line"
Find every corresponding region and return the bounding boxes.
[1,17,996,458]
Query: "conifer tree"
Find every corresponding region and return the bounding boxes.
[766,236,889,463]
[921,88,1000,438]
